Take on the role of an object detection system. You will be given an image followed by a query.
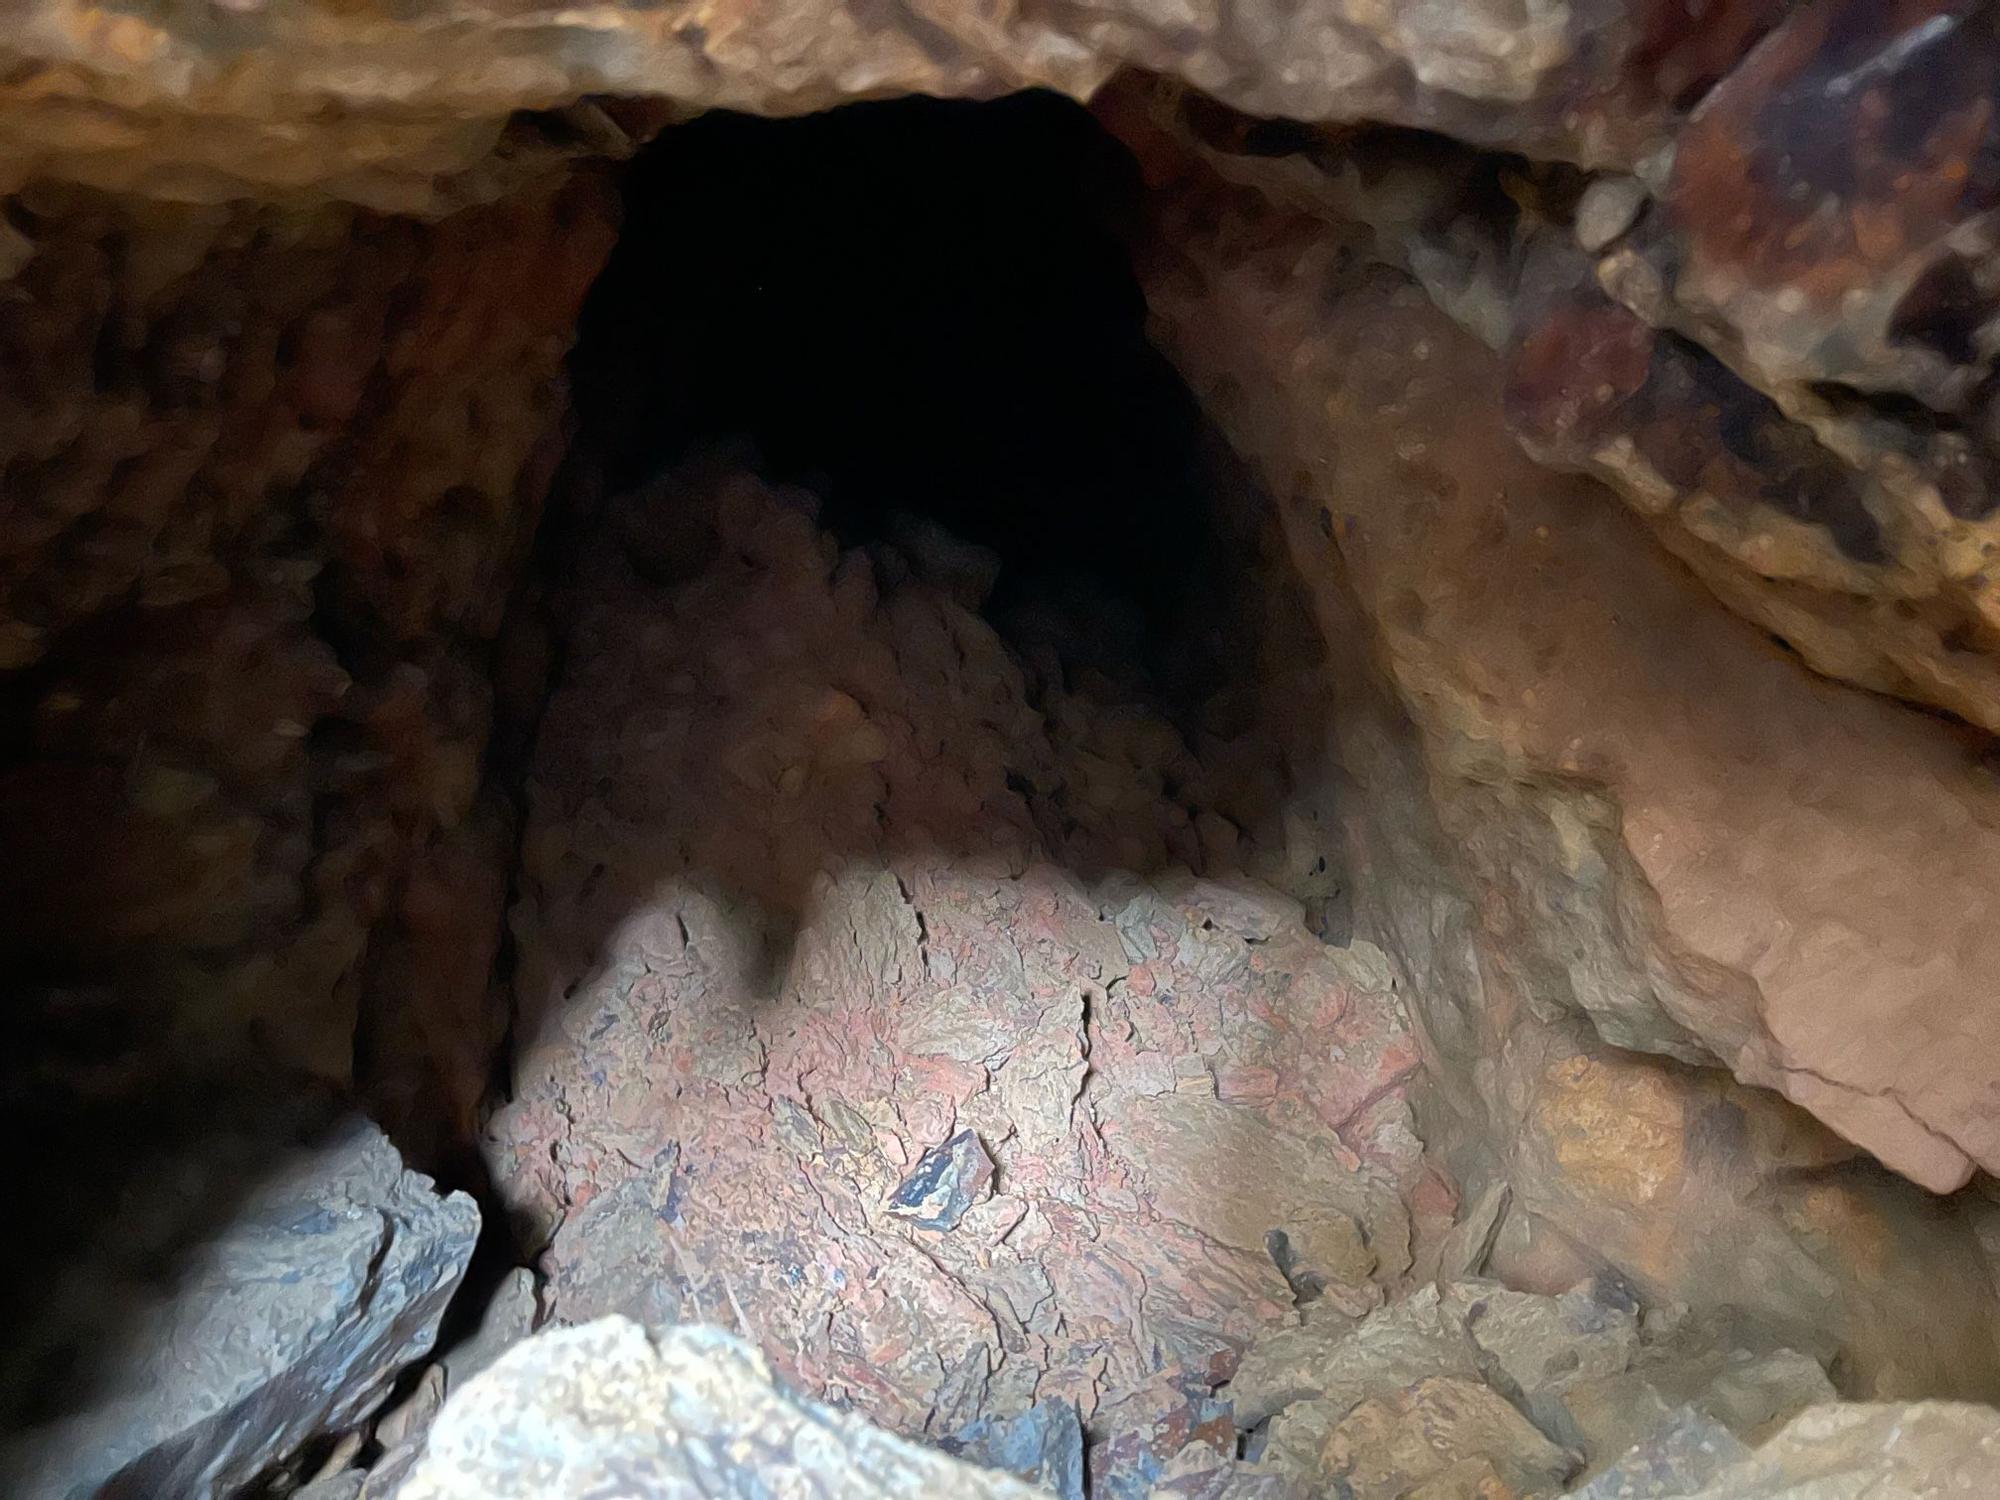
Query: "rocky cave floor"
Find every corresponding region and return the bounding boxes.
[304,453,1857,1500]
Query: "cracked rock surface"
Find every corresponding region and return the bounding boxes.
[487,466,1435,1444]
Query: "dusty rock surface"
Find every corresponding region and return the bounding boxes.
[393,1319,1046,1499]
[1674,1400,2000,1498]
[1106,0,2000,748]
[0,1114,477,1500]
[487,466,1436,1444]
[1137,165,2000,1392]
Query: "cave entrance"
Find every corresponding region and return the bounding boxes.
[566,90,1221,655]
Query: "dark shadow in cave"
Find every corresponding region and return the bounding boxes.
[509,89,1329,1008]
[570,90,1221,651]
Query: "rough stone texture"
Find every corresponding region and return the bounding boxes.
[0,1115,478,1500]
[1558,1335,1835,1475]
[0,0,1787,206]
[1230,1286,1481,1431]
[0,167,616,1140]
[1306,1375,1574,1498]
[392,1318,1046,1499]
[1445,1279,1640,1448]
[1117,0,2000,748]
[1216,1272,1832,1496]
[383,1307,2000,1500]
[1660,0,2000,415]
[945,1400,1086,1500]
[1135,162,2000,1393]
[486,468,1431,1440]
[1179,1272,1836,1496]
[1674,1401,2000,1499]
[1567,1407,1747,1498]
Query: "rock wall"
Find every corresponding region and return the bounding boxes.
[6,0,2000,1481]
[1129,149,2000,1397]
[0,167,617,1150]
[1127,1,2000,742]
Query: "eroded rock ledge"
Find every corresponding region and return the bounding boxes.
[2,0,1774,205]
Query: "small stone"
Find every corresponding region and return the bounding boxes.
[1574,176,1648,253]
[374,1361,447,1451]
[887,1128,994,1232]
[945,1399,1084,1500]
[442,1267,540,1390]
[1433,1180,1510,1283]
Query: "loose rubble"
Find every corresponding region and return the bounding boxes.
[486,466,1434,1449]
[0,1116,477,1500]
[380,1264,2000,1498]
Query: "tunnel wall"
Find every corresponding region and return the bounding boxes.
[0,169,618,1165]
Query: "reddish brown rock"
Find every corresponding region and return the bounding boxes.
[1138,167,2000,1393]
[0,0,1783,205]
[0,169,616,1096]
[1666,0,2000,411]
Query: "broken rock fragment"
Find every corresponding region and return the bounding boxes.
[889,1128,996,1232]
[1569,1406,1748,1499]
[1229,1285,1481,1430]
[0,1115,478,1500]
[1445,1278,1640,1447]
[1310,1376,1574,1499]
[945,1399,1086,1500]
[392,1318,1044,1499]
[1087,1368,1241,1500]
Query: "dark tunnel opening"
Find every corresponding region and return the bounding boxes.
[568,90,1220,642]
